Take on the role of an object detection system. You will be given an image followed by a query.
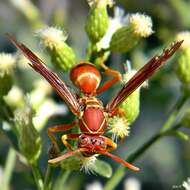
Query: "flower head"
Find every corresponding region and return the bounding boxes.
[0,53,15,77]
[128,13,153,37]
[176,31,190,50]
[108,116,130,139]
[80,154,98,173]
[36,27,68,50]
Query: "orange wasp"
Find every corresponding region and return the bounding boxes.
[7,33,182,172]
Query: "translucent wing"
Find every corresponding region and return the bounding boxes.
[6,33,80,116]
[106,41,183,113]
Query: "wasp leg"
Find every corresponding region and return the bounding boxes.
[103,136,117,152]
[101,137,139,172]
[47,121,77,158]
[61,134,80,151]
[96,62,121,94]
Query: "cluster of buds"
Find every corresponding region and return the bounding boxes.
[85,0,153,54]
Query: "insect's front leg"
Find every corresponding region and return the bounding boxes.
[47,121,77,158]
[61,134,80,151]
[96,62,121,94]
[103,136,117,152]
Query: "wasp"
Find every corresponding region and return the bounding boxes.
[7,33,182,172]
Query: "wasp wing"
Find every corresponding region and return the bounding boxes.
[6,33,80,116]
[106,41,183,113]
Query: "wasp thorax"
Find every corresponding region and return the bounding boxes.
[70,62,101,94]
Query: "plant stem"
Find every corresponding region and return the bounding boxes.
[103,94,188,190]
[53,170,71,190]
[31,162,44,190]
[44,165,54,190]
[161,93,188,132]
[2,147,16,190]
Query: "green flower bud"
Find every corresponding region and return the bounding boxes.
[85,0,113,43]
[108,116,130,138]
[36,27,76,72]
[110,13,153,52]
[176,48,190,84]
[0,53,15,97]
[119,70,145,124]
[15,99,42,164]
[120,90,140,124]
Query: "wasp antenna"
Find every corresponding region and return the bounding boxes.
[48,148,87,164]
[102,152,140,172]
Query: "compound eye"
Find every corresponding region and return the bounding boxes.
[80,136,88,144]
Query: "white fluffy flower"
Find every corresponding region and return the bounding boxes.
[36,27,68,50]
[80,155,98,174]
[108,116,130,139]
[128,13,153,37]
[176,31,190,50]
[183,178,190,190]
[0,53,15,76]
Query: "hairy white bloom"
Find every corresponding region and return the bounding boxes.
[0,53,15,76]
[124,177,141,190]
[36,27,68,50]
[176,31,190,50]
[4,86,24,107]
[80,155,98,174]
[108,116,130,139]
[128,13,153,37]
[87,0,114,7]
[97,7,126,50]
[86,181,103,190]
[182,178,190,190]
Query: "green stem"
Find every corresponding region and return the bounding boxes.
[161,93,188,132]
[2,148,16,190]
[103,94,188,190]
[44,165,54,190]
[31,162,44,190]
[53,170,71,190]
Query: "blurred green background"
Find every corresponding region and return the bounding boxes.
[0,0,190,190]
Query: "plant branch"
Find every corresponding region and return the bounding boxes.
[103,94,189,190]
[44,164,55,190]
[31,162,44,190]
[2,147,16,190]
